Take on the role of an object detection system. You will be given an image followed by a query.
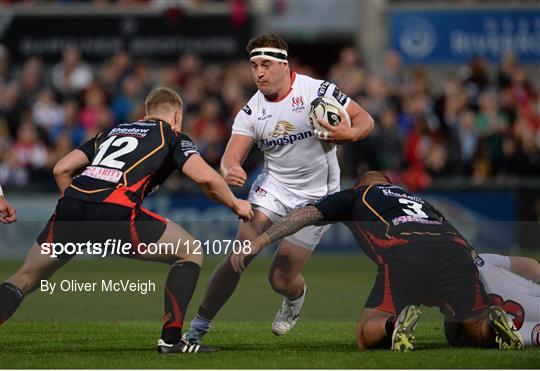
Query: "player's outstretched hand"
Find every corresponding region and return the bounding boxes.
[0,196,17,224]
[224,165,247,187]
[233,199,254,222]
[317,111,355,143]
[230,237,266,273]
[230,249,247,273]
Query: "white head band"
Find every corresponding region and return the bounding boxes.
[249,47,288,62]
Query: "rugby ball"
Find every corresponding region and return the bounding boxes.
[308,96,351,140]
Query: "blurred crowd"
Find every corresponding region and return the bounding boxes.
[334,48,540,189]
[0,0,226,7]
[0,43,538,192]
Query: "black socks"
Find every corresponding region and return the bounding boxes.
[161,261,201,344]
[0,282,23,325]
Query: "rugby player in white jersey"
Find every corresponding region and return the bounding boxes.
[471,253,540,347]
[184,34,374,343]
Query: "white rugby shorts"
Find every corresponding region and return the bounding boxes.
[477,254,540,347]
[247,175,337,250]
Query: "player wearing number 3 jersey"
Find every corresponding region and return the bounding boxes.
[233,171,524,352]
[0,87,253,354]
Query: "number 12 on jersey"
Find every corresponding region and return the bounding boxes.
[92,136,139,170]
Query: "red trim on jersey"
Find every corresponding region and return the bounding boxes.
[103,176,150,208]
[163,286,183,330]
[472,274,490,313]
[140,206,167,224]
[44,212,58,255]
[129,208,141,250]
[351,222,395,313]
[46,212,57,244]
[453,236,468,247]
[376,263,396,314]
[352,220,383,264]
[129,175,151,193]
[265,71,296,103]
[363,230,408,249]
[139,176,156,203]
[103,189,136,208]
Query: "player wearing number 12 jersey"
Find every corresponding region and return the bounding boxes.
[0,87,253,354]
[232,171,524,352]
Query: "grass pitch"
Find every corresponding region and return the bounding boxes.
[1,255,538,368]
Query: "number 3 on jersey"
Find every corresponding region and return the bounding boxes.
[92,136,139,170]
[399,198,428,219]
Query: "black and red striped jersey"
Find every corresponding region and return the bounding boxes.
[62,118,199,208]
[313,184,469,264]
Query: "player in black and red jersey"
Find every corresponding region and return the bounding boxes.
[231,171,523,352]
[0,87,253,354]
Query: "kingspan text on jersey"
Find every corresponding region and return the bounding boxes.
[260,130,313,147]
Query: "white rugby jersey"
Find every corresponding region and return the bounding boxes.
[232,72,350,199]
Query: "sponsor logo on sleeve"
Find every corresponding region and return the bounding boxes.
[242,104,252,115]
[332,86,349,106]
[318,81,331,96]
[473,255,485,267]
[181,140,199,156]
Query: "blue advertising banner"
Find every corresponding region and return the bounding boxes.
[390,8,540,64]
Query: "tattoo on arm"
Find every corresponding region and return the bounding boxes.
[261,206,324,246]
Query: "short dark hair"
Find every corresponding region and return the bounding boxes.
[246,33,289,54]
[145,87,183,115]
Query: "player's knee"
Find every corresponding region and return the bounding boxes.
[268,270,294,293]
[355,319,386,351]
[524,257,540,281]
[355,322,369,351]
[176,244,203,266]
